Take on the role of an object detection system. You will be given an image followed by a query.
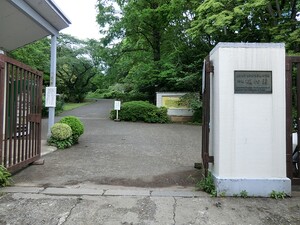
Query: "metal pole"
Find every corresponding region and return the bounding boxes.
[48,35,57,137]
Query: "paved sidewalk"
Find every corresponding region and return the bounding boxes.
[1,186,300,225]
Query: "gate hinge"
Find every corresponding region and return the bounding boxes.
[205,61,214,74]
[203,152,214,163]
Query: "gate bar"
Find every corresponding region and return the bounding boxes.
[0,59,5,166]
[286,56,293,179]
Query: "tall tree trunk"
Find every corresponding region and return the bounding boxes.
[152,28,161,62]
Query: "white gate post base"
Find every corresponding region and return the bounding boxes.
[213,176,291,197]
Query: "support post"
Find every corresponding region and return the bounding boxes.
[48,35,57,137]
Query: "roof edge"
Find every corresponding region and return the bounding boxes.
[47,0,71,26]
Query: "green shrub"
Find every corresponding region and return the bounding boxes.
[48,136,73,149]
[50,123,72,140]
[87,88,149,102]
[0,165,12,187]
[48,123,73,149]
[111,101,169,123]
[59,116,84,143]
[180,93,202,123]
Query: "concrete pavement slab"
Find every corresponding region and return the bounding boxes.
[104,189,150,196]
[41,187,104,196]
[174,197,300,225]
[0,186,44,194]
[41,139,57,156]
[1,191,300,225]
[151,190,208,198]
[0,193,78,225]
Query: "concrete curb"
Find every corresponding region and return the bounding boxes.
[0,186,209,198]
[41,140,57,156]
[1,186,299,198]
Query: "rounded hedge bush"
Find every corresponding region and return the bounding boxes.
[59,116,84,143]
[111,101,169,123]
[51,123,72,140]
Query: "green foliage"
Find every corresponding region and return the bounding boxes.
[111,101,169,123]
[57,35,101,103]
[189,0,300,53]
[48,123,73,149]
[64,102,91,111]
[196,172,217,197]
[87,87,149,102]
[96,0,203,103]
[50,123,72,140]
[219,192,226,197]
[180,93,202,123]
[0,165,12,187]
[240,190,248,198]
[9,38,51,86]
[59,116,84,143]
[48,136,73,149]
[270,190,287,199]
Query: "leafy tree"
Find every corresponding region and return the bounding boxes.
[96,0,204,102]
[9,35,104,102]
[56,34,102,102]
[189,0,300,53]
[9,38,51,85]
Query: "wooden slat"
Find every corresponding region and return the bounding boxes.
[0,55,42,76]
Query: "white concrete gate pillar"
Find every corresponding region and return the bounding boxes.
[209,43,291,197]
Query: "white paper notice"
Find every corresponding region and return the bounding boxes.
[45,87,57,107]
[114,101,121,110]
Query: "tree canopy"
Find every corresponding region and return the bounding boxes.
[96,0,204,102]
[189,0,300,53]
[95,0,299,102]
[9,0,300,104]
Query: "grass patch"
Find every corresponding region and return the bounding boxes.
[64,102,91,111]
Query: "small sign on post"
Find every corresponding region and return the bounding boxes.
[45,87,57,107]
[114,100,121,121]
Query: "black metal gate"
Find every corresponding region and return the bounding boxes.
[201,57,214,177]
[286,56,300,185]
[0,55,43,173]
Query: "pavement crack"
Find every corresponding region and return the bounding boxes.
[57,198,81,225]
[172,197,177,225]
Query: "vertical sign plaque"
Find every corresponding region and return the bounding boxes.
[45,87,57,107]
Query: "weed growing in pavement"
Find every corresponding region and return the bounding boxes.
[0,165,12,187]
[240,190,248,198]
[219,192,226,197]
[270,190,287,199]
[196,172,217,197]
